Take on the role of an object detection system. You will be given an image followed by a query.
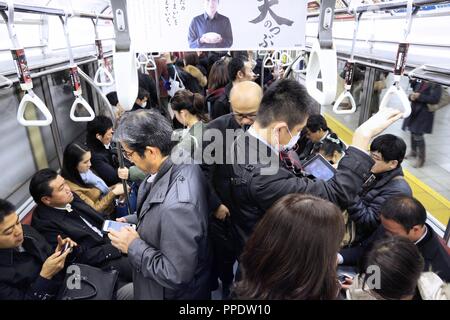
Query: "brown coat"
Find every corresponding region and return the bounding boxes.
[66,180,115,215]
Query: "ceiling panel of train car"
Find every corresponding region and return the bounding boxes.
[0,0,114,75]
[13,0,110,13]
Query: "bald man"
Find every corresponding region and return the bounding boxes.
[201,81,262,299]
[229,81,263,131]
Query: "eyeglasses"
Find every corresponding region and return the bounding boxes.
[121,148,136,160]
[232,112,257,121]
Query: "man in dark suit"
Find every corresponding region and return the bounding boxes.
[29,169,132,284]
[339,196,450,282]
[0,198,75,300]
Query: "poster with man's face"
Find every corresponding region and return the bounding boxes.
[128,0,307,52]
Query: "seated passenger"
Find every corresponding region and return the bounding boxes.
[0,199,75,300]
[339,196,450,282]
[234,194,345,300]
[109,110,212,300]
[346,134,412,243]
[170,89,209,161]
[346,236,449,300]
[62,143,126,215]
[86,116,145,185]
[29,169,132,283]
[318,133,346,167]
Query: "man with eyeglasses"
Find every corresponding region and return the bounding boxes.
[201,81,263,299]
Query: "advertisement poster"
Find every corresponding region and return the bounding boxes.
[128,0,307,52]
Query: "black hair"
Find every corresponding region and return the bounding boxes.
[380,196,427,232]
[319,133,345,159]
[257,79,316,130]
[137,87,150,101]
[306,114,328,133]
[170,90,209,123]
[230,51,249,60]
[29,169,58,205]
[106,91,119,107]
[361,236,424,300]
[370,134,406,166]
[86,115,113,151]
[0,199,15,224]
[61,143,91,188]
[228,56,248,81]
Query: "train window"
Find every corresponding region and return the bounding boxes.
[0,79,58,208]
[46,66,92,147]
[381,76,450,207]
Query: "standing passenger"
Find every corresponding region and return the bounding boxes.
[234,194,345,300]
[108,110,212,300]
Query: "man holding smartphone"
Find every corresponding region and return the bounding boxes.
[108,110,212,300]
[0,199,77,300]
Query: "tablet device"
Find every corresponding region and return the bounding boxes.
[302,154,337,181]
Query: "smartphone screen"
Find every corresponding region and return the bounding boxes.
[103,220,136,233]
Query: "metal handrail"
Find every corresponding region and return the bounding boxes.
[307,0,450,17]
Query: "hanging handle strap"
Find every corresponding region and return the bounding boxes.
[70,96,96,122]
[146,55,157,71]
[2,1,52,126]
[59,10,75,66]
[17,91,53,126]
[68,66,96,121]
[91,15,115,87]
[379,0,415,118]
[379,85,411,118]
[333,90,357,115]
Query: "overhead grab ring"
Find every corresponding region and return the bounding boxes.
[92,14,115,87]
[333,9,362,115]
[379,0,415,118]
[60,10,95,122]
[136,52,150,69]
[146,55,157,71]
[1,0,52,126]
[70,95,96,122]
[306,0,337,106]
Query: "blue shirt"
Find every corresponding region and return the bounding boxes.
[188,12,233,48]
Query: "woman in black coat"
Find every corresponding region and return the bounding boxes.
[402,79,442,168]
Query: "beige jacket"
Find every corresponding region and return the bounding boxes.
[184,65,207,88]
[66,180,115,215]
[346,272,450,300]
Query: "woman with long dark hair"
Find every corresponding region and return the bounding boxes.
[62,143,125,215]
[234,194,345,300]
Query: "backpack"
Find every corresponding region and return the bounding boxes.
[427,87,450,112]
